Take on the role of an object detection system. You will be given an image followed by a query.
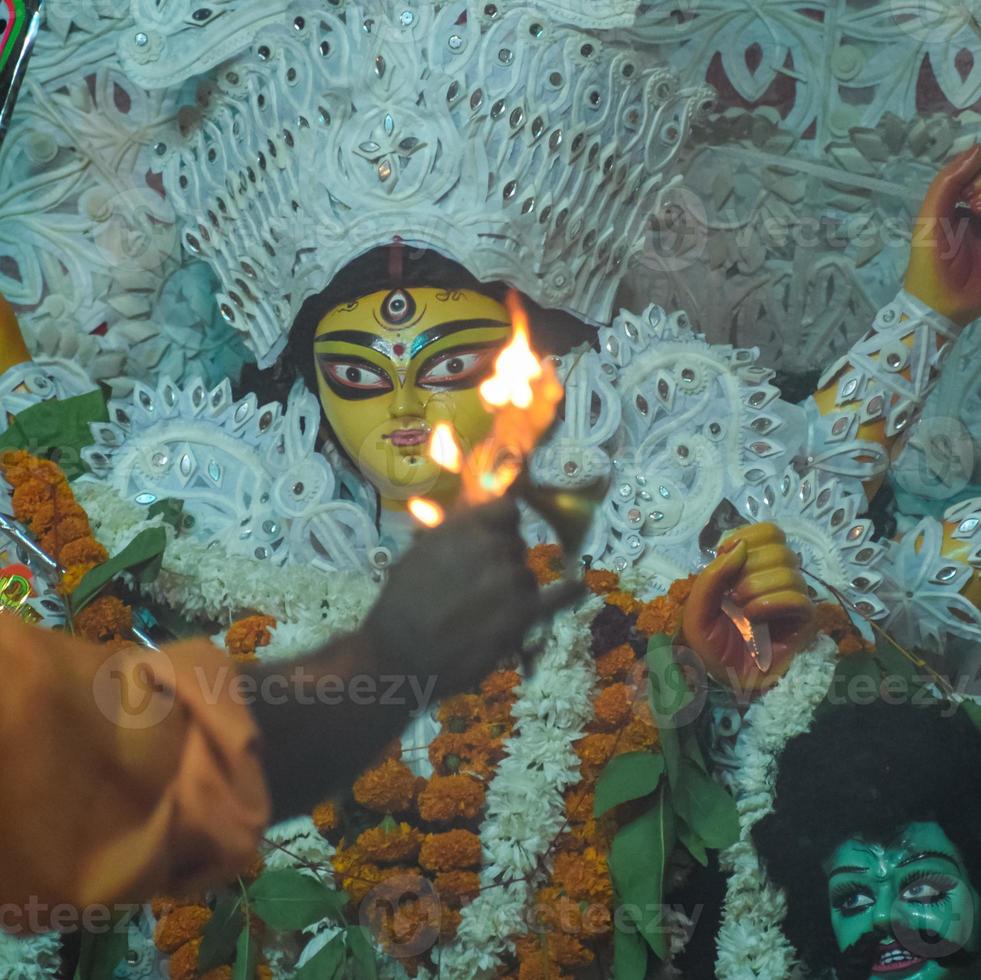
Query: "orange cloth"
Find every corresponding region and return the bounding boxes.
[0,615,270,930]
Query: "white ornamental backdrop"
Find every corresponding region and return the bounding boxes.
[0,0,978,501]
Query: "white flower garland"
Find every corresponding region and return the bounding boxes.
[0,934,62,980]
[74,481,380,652]
[714,635,839,980]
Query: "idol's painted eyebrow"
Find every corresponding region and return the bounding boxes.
[314,319,511,361]
[313,330,391,356]
[898,851,962,871]
[409,319,510,358]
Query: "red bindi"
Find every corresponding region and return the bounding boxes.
[393,343,406,356]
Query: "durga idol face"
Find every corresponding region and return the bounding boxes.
[313,286,511,509]
[824,823,981,980]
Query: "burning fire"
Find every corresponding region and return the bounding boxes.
[408,497,446,528]
[409,292,563,526]
[429,422,464,474]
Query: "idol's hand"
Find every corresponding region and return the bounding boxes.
[0,292,30,375]
[905,144,981,326]
[362,496,581,698]
[682,522,815,693]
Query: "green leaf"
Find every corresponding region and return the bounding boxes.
[73,929,129,980]
[613,918,648,980]
[198,895,244,972]
[673,759,739,852]
[646,635,689,786]
[609,796,676,960]
[296,933,347,980]
[0,389,108,478]
[677,818,708,866]
[248,869,348,932]
[232,925,258,980]
[346,926,379,980]
[70,526,167,613]
[961,700,981,735]
[595,751,665,817]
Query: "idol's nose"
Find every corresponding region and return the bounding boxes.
[389,380,425,419]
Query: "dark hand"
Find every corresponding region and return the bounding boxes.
[362,497,581,698]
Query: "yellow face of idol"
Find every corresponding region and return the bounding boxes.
[313,287,511,508]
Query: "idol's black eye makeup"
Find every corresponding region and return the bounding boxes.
[317,354,394,400]
[830,883,875,916]
[416,343,503,390]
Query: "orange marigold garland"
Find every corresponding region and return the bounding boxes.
[0,450,118,624]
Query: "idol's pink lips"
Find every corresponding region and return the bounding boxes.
[871,940,926,976]
[385,428,430,448]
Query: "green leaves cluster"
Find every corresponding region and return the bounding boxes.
[598,635,739,980]
[195,869,373,980]
[0,389,108,480]
[69,526,167,614]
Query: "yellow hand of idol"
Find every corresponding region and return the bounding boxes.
[905,144,981,326]
[682,522,816,693]
[0,293,30,375]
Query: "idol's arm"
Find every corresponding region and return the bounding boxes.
[682,150,981,680]
[804,146,981,651]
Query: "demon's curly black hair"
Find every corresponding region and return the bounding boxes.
[236,246,594,406]
[752,700,981,975]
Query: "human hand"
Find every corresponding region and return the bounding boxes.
[905,144,981,326]
[362,497,582,698]
[682,522,815,693]
[0,292,30,375]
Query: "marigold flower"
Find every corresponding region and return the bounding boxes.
[434,870,481,906]
[419,829,482,872]
[635,591,686,637]
[74,595,133,643]
[562,786,594,823]
[604,590,641,616]
[594,644,636,681]
[591,682,635,731]
[573,732,617,771]
[353,758,417,813]
[618,709,660,754]
[550,932,594,968]
[438,906,463,941]
[154,905,212,954]
[667,574,696,604]
[225,615,277,656]
[10,479,62,522]
[330,846,389,904]
[552,847,613,906]
[23,458,69,487]
[526,544,563,585]
[166,937,202,980]
[312,800,341,837]
[59,562,98,595]
[515,946,573,980]
[436,693,483,729]
[416,775,486,823]
[428,730,501,779]
[357,823,423,865]
[480,669,522,700]
[56,535,107,570]
[585,568,620,595]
